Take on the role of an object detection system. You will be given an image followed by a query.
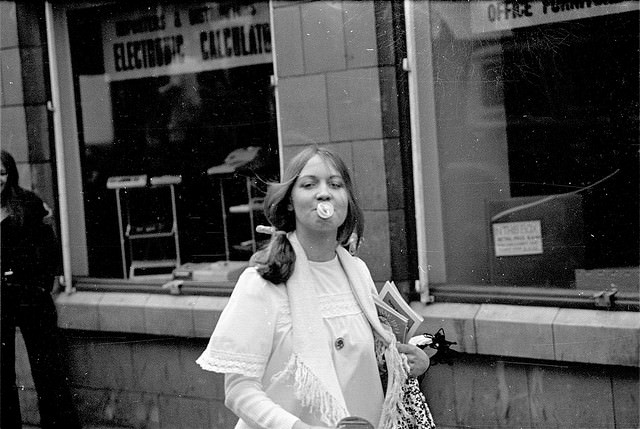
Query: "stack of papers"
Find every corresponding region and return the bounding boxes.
[373,281,424,343]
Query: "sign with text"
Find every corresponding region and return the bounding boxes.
[493,220,543,257]
[102,2,271,81]
[471,0,638,34]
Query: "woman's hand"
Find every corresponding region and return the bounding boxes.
[397,343,430,378]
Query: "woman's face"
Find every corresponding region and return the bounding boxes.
[0,160,7,194]
[290,154,349,238]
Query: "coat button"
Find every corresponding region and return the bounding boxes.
[334,337,344,350]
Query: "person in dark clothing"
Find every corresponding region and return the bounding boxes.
[1,150,81,429]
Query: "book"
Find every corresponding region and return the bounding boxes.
[373,294,409,342]
[379,281,424,340]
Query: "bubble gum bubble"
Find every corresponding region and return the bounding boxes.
[317,202,334,219]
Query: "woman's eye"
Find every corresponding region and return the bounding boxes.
[330,181,344,189]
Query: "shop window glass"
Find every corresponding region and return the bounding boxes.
[427,2,638,291]
[67,1,277,279]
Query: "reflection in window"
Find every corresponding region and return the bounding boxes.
[429,2,638,290]
[68,2,277,278]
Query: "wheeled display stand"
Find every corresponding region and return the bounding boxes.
[206,146,264,261]
[208,173,261,261]
[107,174,182,279]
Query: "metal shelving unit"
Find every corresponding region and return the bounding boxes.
[107,174,182,279]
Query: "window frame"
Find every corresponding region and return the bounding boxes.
[49,0,277,290]
[404,0,639,311]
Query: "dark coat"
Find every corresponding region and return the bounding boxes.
[1,188,59,290]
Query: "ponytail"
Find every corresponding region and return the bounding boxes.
[251,232,296,284]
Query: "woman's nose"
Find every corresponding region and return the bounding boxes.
[316,183,331,199]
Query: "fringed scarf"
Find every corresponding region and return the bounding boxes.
[276,233,409,428]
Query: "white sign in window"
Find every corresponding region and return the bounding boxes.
[493,220,543,257]
[102,3,271,81]
[471,0,639,34]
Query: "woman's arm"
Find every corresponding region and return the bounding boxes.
[225,373,332,429]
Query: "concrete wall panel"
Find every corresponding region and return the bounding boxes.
[273,5,304,77]
[301,1,346,73]
[326,68,382,141]
[278,74,330,146]
[0,48,23,105]
[343,1,378,69]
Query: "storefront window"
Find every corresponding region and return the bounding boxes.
[67,1,277,279]
[426,1,638,291]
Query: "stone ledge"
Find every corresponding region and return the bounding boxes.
[55,292,226,338]
[553,308,640,366]
[57,292,639,366]
[412,302,639,367]
[475,304,558,360]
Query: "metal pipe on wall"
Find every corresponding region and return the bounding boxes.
[45,1,73,294]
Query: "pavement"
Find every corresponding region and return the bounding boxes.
[23,422,460,428]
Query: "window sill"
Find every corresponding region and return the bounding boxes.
[429,284,639,311]
[55,290,228,338]
[411,302,639,367]
[55,291,639,367]
[73,276,236,296]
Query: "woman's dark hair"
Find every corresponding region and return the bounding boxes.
[1,150,24,222]
[253,146,364,284]
[1,150,20,193]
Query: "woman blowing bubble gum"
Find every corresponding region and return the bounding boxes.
[316,202,334,219]
[197,146,434,429]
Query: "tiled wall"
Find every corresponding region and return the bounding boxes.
[422,354,638,428]
[0,1,56,211]
[415,302,640,428]
[16,329,236,428]
[17,291,234,427]
[272,1,414,285]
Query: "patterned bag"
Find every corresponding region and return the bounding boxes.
[397,377,436,429]
[374,319,437,429]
